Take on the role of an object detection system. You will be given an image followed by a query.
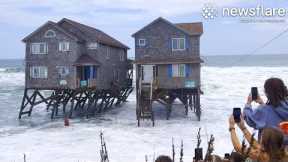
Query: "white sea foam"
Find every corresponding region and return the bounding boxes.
[0,66,288,162]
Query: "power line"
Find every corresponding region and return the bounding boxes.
[228,25,288,66]
[250,26,288,55]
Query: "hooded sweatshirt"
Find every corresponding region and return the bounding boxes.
[243,100,288,145]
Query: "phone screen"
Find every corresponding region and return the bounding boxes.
[251,87,258,100]
[233,108,241,123]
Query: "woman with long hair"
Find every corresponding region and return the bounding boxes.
[243,77,288,144]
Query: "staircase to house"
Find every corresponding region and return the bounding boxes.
[136,79,155,127]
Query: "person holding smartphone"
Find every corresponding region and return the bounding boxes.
[243,78,288,145]
[228,115,288,162]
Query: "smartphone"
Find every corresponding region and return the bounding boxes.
[194,148,203,161]
[251,87,258,100]
[233,108,241,123]
[224,153,230,159]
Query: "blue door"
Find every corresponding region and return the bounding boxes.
[80,66,97,87]
[84,66,91,80]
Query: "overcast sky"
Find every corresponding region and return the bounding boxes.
[0,0,288,59]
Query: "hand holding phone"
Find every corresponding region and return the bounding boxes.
[233,108,241,123]
[251,87,258,101]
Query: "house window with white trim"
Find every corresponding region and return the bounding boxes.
[30,66,48,78]
[44,30,56,38]
[172,38,185,51]
[56,66,69,77]
[172,64,186,77]
[113,70,119,81]
[59,42,70,52]
[31,43,48,54]
[106,47,110,59]
[138,39,146,46]
[87,42,98,49]
[120,51,125,61]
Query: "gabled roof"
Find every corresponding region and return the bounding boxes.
[22,18,129,50]
[57,18,129,49]
[132,17,203,37]
[73,54,101,66]
[175,23,203,35]
[22,21,79,42]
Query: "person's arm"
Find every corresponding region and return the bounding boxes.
[229,115,243,153]
[237,116,258,147]
[243,95,266,129]
[229,116,263,160]
[230,128,242,153]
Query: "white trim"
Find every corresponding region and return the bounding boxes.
[113,69,120,81]
[106,47,110,59]
[30,66,48,78]
[172,38,186,51]
[31,43,48,54]
[56,66,69,77]
[59,42,70,52]
[44,29,56,38]
[87,42,98,49]
[138,39,146,46]
[120,51,125,61]
[172,64,186,77]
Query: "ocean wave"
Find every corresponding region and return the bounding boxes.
[0,67,24,73]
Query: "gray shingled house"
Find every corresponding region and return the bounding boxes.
[22,18,130,90]
[19,18,133,119]
[132,17,203,126]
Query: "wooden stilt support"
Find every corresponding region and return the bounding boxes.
[136,87,201,126]
[195,91,201,121]
[19,85,133,120]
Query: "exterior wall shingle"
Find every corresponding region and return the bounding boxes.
[134,19,201,89]
[24,22,128,90]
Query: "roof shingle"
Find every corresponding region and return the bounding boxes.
[175,23,203,35]
[58,18,129,49]
[132,17,203,37]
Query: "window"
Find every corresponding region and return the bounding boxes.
[120,52,125,61]
[59,42,70,52]
[30,66,48,78]
[172,64,186,77]
[44,30,56,38]
[106,47,110,59]
[31,43,48,54]
[138,39,146,46]
[172,38,185,51]
[153,66,158,78]
[178,64,185,77]
[87,42,98,49]
[56,66,69,77]
[113,70,119,81]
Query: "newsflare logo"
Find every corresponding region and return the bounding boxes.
[202,3,218,20]
[202,3,288,23]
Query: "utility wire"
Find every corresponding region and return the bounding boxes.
[227,25,288,66]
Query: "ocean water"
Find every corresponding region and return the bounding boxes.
[0,55,288,162]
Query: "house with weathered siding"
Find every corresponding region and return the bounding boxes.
[19,18,133,119]
[22,18,130,90]
[132,17,203,126]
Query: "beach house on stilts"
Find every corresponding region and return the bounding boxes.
[132,17,203,126]
[19,18,133,119]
